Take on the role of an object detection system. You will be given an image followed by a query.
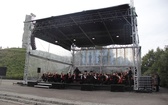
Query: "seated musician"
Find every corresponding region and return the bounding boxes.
[66,72,73,83]
[99,73,106,84]
[53,72,57,82]
[47,72,53,82]
[97,73,102,84]
[111,73,119,84]
[71,73,79,83]
[93,73,99,84]
[90,71,96,84]
[57,74,61,82]
[86,71,94,84]
[60,72,65,83]
[53,72,60,82]
[104,73,110,84]
[81,70,88,84]
[41,73,47,82]
[118,73,124,84]
[124,71,129,85]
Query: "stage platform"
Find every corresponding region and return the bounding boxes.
[27,81,133,92]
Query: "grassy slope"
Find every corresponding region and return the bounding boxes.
[0,48,26,79]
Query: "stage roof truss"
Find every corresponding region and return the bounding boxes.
[70,16,96,46]
[97,12,114,44]
[30,4,137,51]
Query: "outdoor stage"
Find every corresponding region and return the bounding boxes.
[23,3,141,91]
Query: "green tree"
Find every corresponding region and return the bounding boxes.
[141,47,168,87]
[141,49,155,74]
[150,47,164,73]
[157,48,168,87]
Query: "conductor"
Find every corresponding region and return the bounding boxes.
[74,67,81,77]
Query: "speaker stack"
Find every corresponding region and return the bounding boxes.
[37,68,41,73]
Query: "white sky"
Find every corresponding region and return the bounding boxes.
[0,0,168,56]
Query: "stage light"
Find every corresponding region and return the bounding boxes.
[116,36,119,38]
[55,41,58,43]
[73,39,76,41]
[92,37,95,40]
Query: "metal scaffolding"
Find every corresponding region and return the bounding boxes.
[23,2,141,90]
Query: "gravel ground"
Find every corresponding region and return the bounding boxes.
[0,79,168,105]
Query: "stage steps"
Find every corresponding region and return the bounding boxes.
[34,82,52,89]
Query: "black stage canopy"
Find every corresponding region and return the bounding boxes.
[31,4,135,50]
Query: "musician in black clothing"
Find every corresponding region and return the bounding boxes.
[82,71,88,84]
[41,73,47,82]
[154,73,160,92]
[67,72,73,83]
[74,67,81,78]
[85,71,94,84]
[128,67,133,86]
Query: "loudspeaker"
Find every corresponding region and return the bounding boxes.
[37,68,41,73]
[27,81,37,87]
[81,84,94,91]
[111,84,125,92]
[0,67,7,76]
[30,35,36,50]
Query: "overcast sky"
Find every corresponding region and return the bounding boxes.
[0,0,168,56]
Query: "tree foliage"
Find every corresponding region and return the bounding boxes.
[141,47,168,87]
